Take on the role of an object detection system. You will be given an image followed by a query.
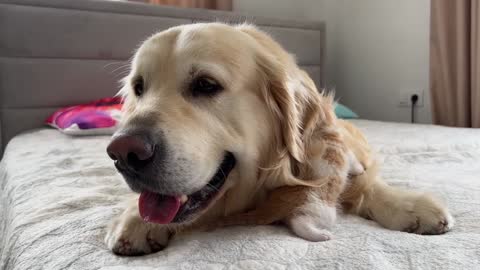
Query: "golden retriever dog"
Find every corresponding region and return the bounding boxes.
[105,23,454,255]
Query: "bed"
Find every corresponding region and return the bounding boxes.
[1,120,480,269]
[1,1,479,270]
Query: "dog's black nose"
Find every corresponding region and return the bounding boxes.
[107,134,155,172]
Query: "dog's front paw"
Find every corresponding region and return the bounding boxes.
[105,210,170,256]
[403,194,454,235]
[384,193,454,235]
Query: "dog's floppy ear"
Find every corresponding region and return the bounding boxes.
[258,55,305,162]
[239,25,334,164]
[239,25,307,162]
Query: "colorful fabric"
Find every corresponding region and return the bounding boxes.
[46,97,123,135]
[46,97,357,136]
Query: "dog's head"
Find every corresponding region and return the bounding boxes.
[107,23,326,225]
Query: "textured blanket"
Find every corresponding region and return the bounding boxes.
[1,120,479,270]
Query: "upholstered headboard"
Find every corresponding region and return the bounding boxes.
[0,0,325,158]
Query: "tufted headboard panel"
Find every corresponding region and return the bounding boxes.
[0,0,325,158]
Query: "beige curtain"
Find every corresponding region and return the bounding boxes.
[147,0,232,10]
[430,0,480,127]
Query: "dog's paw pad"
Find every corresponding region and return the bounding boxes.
[147,237,166,252]
[437,220,449,231]
[403,217,420,233]
[112,239,145,256]
[403,210,454,235]
[105,212,171,256]
[422,218,453,235]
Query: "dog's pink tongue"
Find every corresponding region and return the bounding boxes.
[138,191,181,224]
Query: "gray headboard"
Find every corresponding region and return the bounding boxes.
[0,0,325,158]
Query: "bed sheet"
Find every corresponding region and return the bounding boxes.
[1,120,479,270]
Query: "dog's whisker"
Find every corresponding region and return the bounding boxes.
[112,70,131,79]
[103,61,124,69]
[207,183,220,192]
[104,62,131,77]
[219,168,227,180]
[110,66,130,76]
[103,62,128,72]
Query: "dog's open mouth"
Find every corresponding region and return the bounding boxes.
[138,152,236,224]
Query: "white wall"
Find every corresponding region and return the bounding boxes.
[332,0,431,123]
[233,0,432,123]
[232,0,338,88]
[233,0,323,21]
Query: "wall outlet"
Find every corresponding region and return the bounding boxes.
[398,90,424,107]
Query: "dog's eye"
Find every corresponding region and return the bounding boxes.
[190,77,223,97]
[133,77,144,97]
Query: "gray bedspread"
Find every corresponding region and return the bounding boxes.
[1,120,479,269]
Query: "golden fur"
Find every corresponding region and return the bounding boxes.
[105,23,454,255]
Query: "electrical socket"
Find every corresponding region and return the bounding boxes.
[398,90,424,107]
